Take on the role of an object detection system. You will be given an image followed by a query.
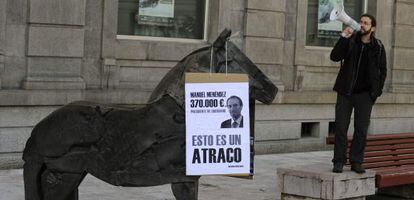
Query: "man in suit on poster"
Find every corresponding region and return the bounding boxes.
[221,96,243,128]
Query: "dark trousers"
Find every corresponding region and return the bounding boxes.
[333,92,374,164]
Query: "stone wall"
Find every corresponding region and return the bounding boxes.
[3,0,27,89]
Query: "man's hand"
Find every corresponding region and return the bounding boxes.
[341,27,353,38]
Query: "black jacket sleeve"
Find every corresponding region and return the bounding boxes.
[330,36,350,62]
[370,41,387,101]
[378,45,387,95]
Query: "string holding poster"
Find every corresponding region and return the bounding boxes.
[185,73,251,176]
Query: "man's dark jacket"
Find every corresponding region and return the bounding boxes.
[330,32,387,102]
[221,117,243,128]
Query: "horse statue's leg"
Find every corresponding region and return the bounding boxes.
[40,169,86,200]
[171,180,199,200]
[23,161,44,200]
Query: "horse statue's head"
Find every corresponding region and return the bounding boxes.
[148,29,278,107]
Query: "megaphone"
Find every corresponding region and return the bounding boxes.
[330,2,361,35]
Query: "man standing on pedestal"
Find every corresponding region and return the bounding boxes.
[330,14,387,173]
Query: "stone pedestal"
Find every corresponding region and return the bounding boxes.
[277,164,376,200]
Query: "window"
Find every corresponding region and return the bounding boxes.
[306,0,364,47]
[117,0,207,40]
[329,121,335,136]
[301,122,320,138]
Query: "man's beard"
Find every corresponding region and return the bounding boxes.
[361,27,373,36]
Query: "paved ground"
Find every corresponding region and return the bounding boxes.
[0,151,405,200]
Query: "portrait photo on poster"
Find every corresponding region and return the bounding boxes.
[221,95,244,128]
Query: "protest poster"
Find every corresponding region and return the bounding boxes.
[185,73,251,176]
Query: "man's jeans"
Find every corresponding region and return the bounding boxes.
[332,92,374,164]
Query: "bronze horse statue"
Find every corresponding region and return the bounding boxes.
[22,29,278,200]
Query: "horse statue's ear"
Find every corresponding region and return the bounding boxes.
[213,28,232,49]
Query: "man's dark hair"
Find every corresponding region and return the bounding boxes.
[227,95,243,107]
[360,14,376,27]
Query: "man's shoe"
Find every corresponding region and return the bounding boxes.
[332,163,343,173]
[351,163,366,174]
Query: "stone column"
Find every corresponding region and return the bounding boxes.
[245,0,285,91]
[217,0,246,49]
[23,0,86,89]
[0,0,6,89]
[102,58,120,89]
[0,55,3,89]
[100,0,119,89]
[390,0,414,92]
[282,0,298,91]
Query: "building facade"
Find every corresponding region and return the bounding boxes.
[1,0,414,168]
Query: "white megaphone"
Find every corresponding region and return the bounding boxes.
[330,2,361,36]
